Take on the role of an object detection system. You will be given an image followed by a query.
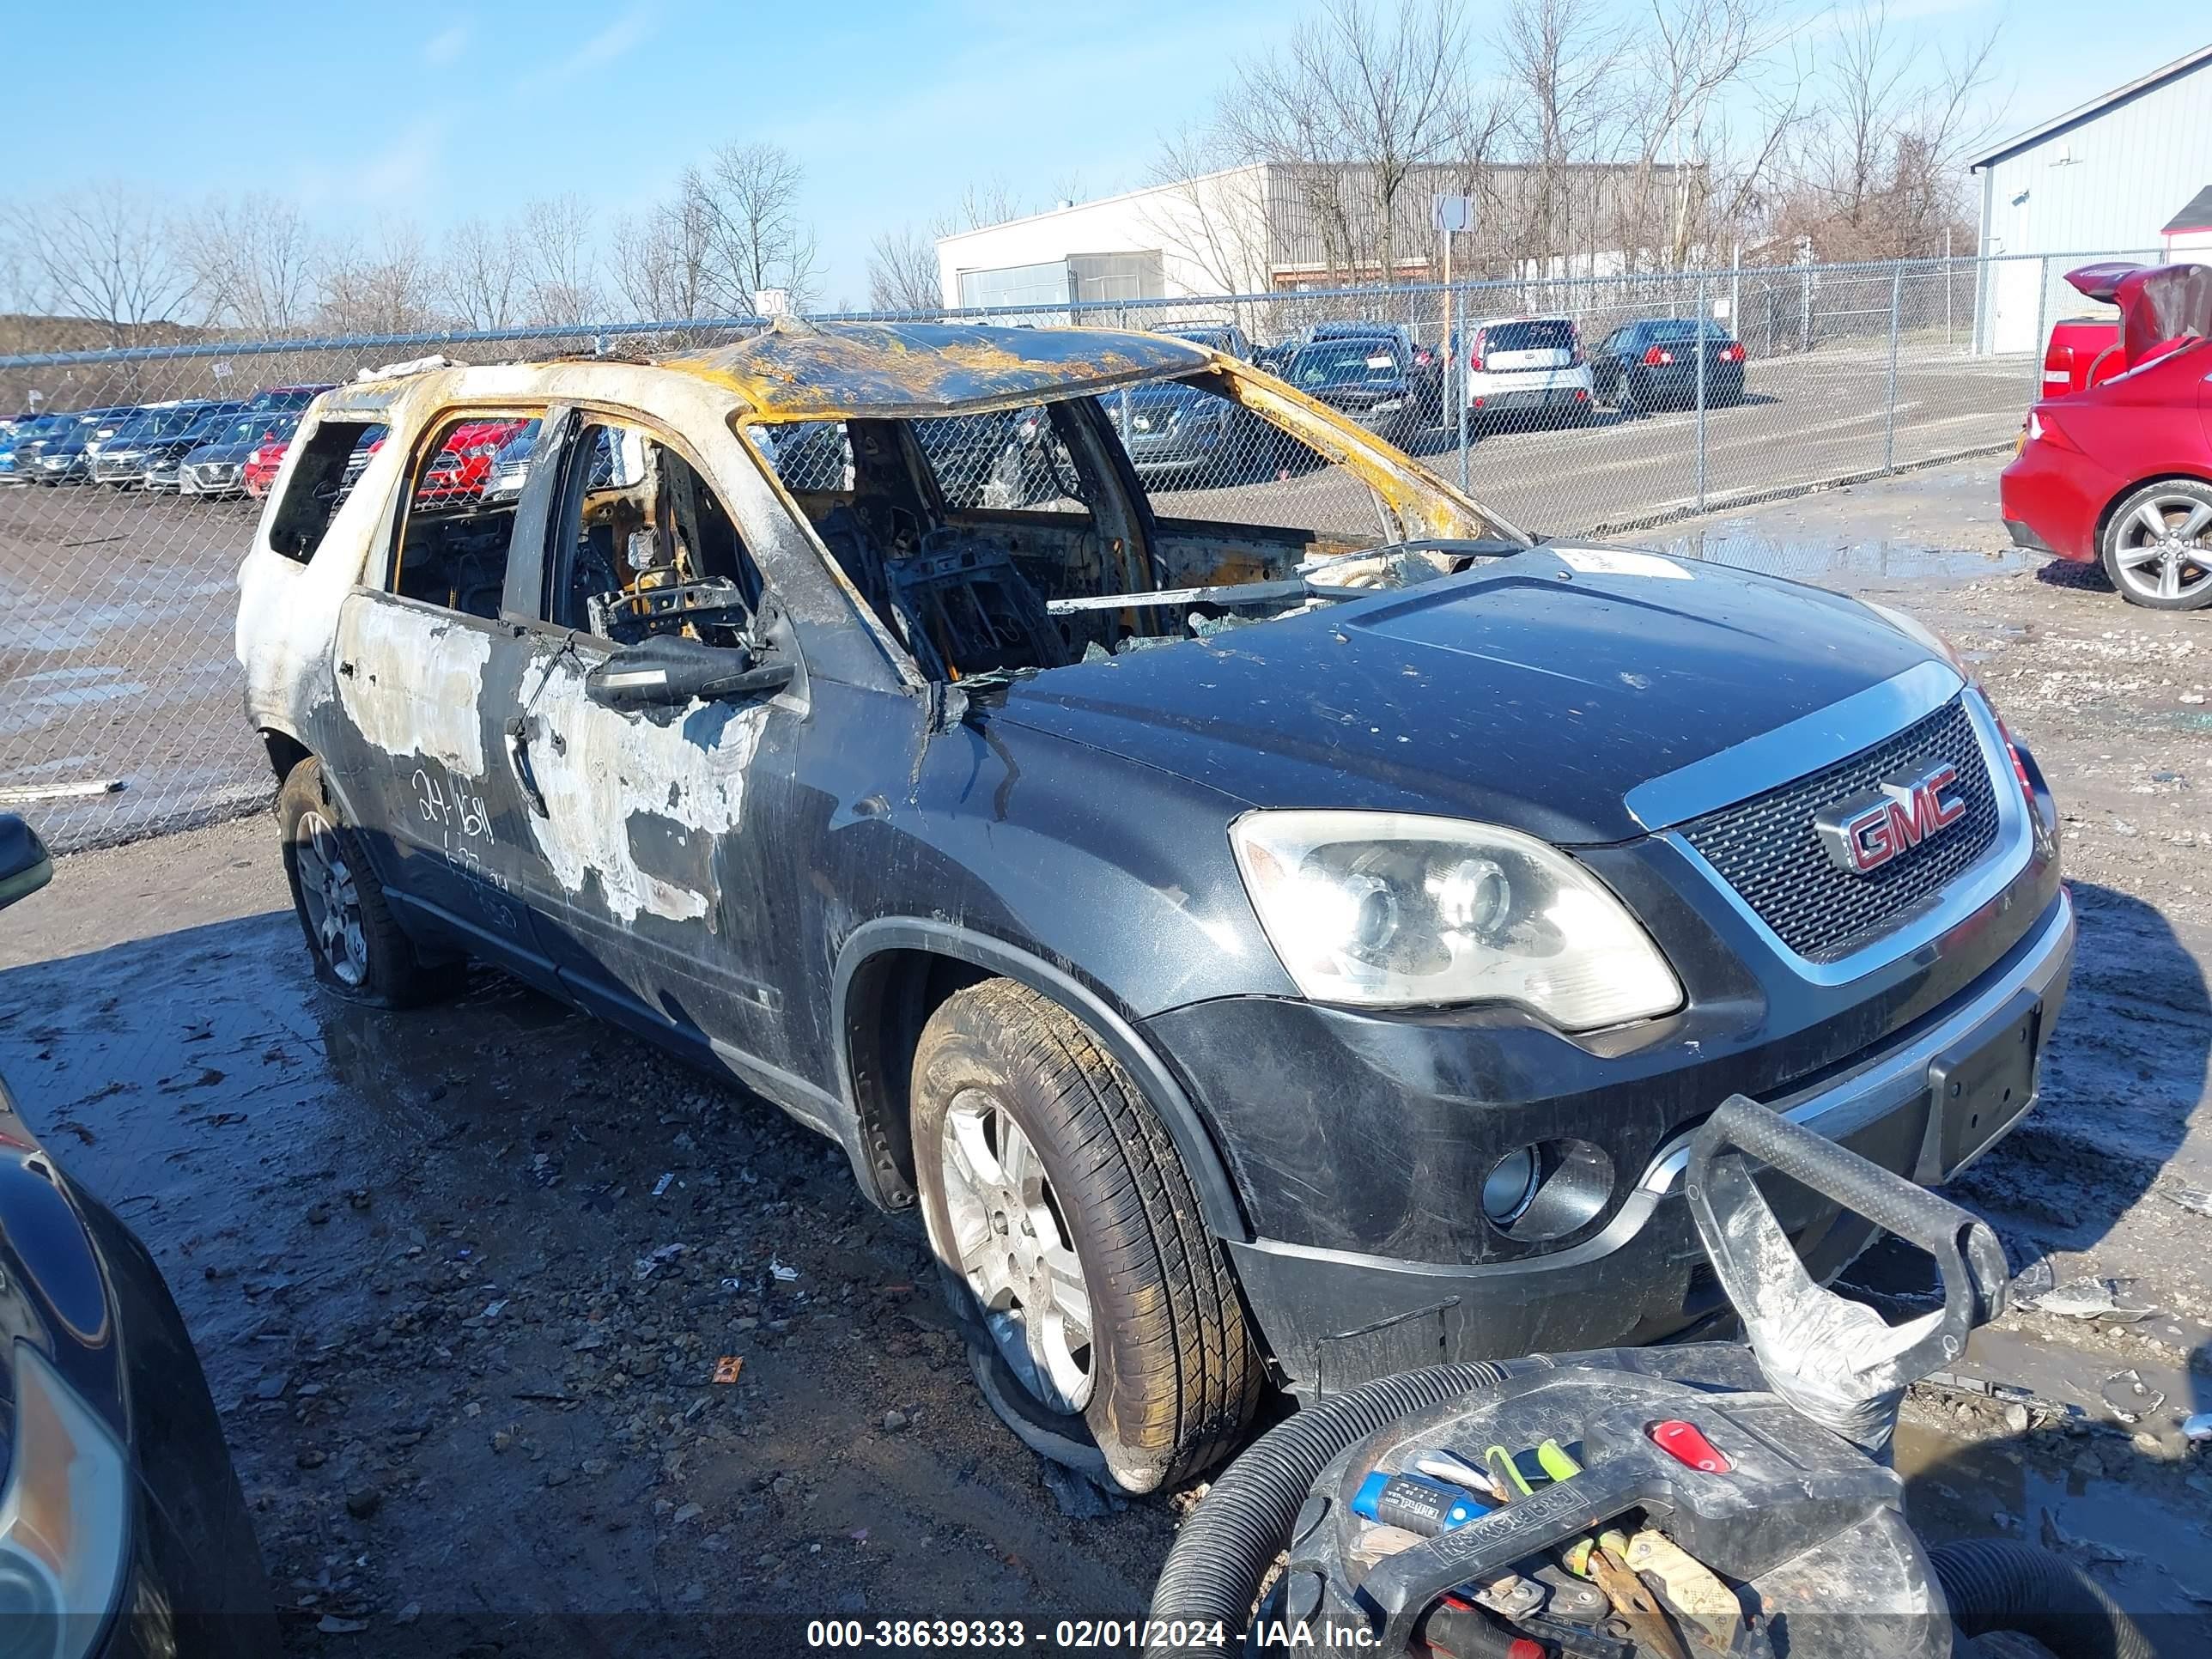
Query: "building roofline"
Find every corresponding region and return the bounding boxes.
[934,158,1711,249]
[933,166,1265,249]
[1970,43,2212,171]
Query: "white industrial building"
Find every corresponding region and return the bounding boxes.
[934,161,1703,313]
[1971,44,2212,353]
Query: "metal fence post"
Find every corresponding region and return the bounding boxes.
[1943,228,1953,347]
[1882,262,1903,473]
[1455,276,1470,494]
[1694,270,1709,513]
[2029,256,2051,398]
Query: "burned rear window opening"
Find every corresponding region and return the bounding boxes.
[750,370,1491,686]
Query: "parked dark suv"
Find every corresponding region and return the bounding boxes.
[237,323,2071,1494]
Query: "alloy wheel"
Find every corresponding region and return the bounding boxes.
[2111,495,2212,605]
[936,1089,1095,1414]
[295,810,369,987]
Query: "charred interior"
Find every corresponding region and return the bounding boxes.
[758,372,1462,682]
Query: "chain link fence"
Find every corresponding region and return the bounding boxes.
[0,250,2154,853]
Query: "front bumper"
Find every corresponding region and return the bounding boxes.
[1202,888,2072,1396]
[88,453,148,484]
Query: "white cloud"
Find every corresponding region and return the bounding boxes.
[423,23,471,67]
[291,117,449,209]
[516,4,656,96]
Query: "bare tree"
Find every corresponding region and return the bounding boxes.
[948,177,1027,234]
[611,192,716,322]
[5,184,194,348]
[1766,5,2000,259]
[175,192,320,332]
[1139,125,1276,295]
[691,142,823,314]
[318,219,438,335]
[520,194,600,325]
[1621,0,1796,264]
[866,224,942,313]
[439,217,526,331]
[1216,0,1474,283]
[1496,0,1630,273]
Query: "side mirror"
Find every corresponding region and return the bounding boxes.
[584,634,795,712]
[0,817,53,912]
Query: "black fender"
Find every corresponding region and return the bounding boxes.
[830,917,1251,1241]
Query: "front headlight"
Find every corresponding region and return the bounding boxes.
[1230,810,1683,1028]
[0,1342,131,1656]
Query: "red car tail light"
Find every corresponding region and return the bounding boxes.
[1643,345,1675,366]
[1720,342,1746,363]
[2026,408,2079,453]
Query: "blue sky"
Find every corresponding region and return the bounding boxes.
[15,1,2209,307]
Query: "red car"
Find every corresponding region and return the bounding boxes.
[415,418,528,507]
[243,433,290,498]
[2001,262,2212,611]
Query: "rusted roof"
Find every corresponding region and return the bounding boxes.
[659,319,1211,419]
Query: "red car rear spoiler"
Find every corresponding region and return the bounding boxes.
[2063,260,2212,360]
[2063,261,2142,304]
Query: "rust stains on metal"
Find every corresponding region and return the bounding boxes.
[662,319,1210,419]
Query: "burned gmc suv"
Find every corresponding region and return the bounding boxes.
[235,321,2070,1495]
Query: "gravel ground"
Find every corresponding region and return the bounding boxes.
[0,459,2206,1655]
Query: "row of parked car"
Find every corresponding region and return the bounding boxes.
[0,386,331,495]
[1181,311,1748,442]
[1,310,1749,510]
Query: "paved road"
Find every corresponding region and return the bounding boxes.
[1153,347,2040,537]
[0,347,2042,849]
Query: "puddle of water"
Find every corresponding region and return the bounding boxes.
[1662,526,2039,587]
[1897,1412,2212,1634]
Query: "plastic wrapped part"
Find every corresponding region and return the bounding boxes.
[1682,1096,2011,1457]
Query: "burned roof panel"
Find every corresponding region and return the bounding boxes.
[660,319,1212,419]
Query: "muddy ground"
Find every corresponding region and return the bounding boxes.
[0,459,2207,1655]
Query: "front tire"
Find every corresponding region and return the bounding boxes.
[2099,480,2212,610]
[277,759,462,1006]
[911,979,1261,1493]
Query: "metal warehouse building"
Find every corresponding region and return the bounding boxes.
[1972,43,2212,353]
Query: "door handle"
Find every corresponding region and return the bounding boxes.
[503,715,550,817]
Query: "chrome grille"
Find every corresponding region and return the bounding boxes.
[1680,697,2001,962]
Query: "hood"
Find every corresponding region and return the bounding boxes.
[985,547,1932,845]
[186,441,256,464]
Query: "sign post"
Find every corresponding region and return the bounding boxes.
[1433,195,1474,492]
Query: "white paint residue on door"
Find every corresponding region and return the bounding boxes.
[515,649,769,925]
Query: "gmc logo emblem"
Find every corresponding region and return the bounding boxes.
[1814,762,1968,875]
